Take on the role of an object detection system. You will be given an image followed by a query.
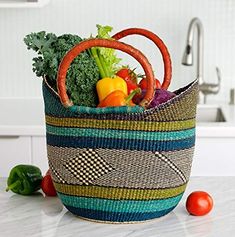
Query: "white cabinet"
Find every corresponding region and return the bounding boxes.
[0,136,31,177]
[31,136,48,174]
[0,136,48,177]
[193,137,235,176]
[0,0,50,8]
[0,98,47,177]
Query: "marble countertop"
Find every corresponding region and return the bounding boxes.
[0,98,235,137]
[1,177,235,237]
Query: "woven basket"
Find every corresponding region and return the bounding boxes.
[42,28,198,223]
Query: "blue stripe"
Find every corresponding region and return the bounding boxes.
[46,133,195,152]
[65,205,176,222]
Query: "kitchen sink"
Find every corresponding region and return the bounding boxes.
[196,105,226,123]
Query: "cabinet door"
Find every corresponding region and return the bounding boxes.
[31,136,48,174]
[193,138,235,176]
[0,136,31,177]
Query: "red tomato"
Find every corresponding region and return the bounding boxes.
[139,77,161,90]
[41,174,57,197]
[186,191,213,216]
[116,68,138,94]
[116,68,137,82]
[116,68,130,79]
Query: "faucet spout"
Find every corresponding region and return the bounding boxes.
[182,17,204,84]
[182,18,221,104]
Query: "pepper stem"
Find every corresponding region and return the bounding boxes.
[125,88,141,105]
[6,180,21,192]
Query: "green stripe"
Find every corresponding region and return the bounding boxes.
[58,193,183,213]
[54,183,187,200]
[46,125,195,141]
[46,115,195,132]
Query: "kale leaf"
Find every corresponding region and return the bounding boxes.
[24,31,99,107]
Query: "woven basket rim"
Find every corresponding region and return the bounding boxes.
[43,77,198,116]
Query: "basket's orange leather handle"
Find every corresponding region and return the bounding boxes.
[57,38,155,108]
[112,28,172,89]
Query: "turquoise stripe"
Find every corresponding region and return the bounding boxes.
[46,125,195,141]
[70,105,144,114]
[58,193,183,213]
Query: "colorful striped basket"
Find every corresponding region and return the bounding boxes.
[42,28,199,223]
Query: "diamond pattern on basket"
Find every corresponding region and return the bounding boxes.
[48,160,66,184]
[64,148,115,185]
[154,151,187,183]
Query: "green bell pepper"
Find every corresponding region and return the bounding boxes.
[6,164,43,195]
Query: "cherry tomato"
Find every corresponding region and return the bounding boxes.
[116,68,129,78]
[139,77,161,90]
[41,174,57,197]
[186,191,213,216]
[116,68,137,82]
[116,68,138,94]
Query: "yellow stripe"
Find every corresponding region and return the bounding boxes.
[46,115,195,132]
[54,183,187,200]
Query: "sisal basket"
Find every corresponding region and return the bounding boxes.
[42,28,199,223]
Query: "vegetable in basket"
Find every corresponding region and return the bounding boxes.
[150,89,176,107]
[133,89,176,108]
[24,32,99,107]
[98,88,141,107]
[139,77,161,90]
[96,77,127,102]
[116,67,139,94]
[90,25,121,79]
[90,25,130,103]
[116,69,175,107]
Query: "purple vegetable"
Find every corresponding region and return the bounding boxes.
[149,89,176,108]
[133,89,176,108]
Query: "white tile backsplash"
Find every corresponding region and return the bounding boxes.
[0,0,234,103]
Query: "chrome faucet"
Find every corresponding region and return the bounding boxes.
[182,17,221,104]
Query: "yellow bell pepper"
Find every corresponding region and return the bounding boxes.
[96,77,128,102]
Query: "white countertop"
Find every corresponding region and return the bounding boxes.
[1,177,235,237]
[0,98,235,137]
